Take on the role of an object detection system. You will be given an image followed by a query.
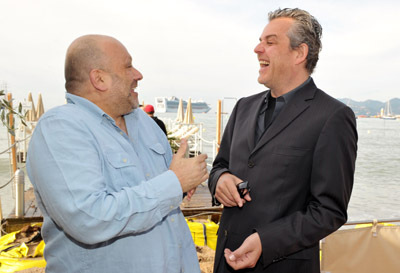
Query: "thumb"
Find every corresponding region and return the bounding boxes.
[175,138,188,158]
[229,243,247,261]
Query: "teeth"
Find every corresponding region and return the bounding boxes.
[259,60,269,66]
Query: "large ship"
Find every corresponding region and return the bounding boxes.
[155,96,211,113]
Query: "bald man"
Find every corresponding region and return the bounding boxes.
[27,35,208,273]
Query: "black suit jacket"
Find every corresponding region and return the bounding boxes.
[152,116,167,135]
[208,79,358,273]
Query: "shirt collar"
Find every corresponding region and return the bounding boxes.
[65,92,136,123]
[264,76,311,103]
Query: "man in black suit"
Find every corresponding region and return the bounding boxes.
[208,8,357,273]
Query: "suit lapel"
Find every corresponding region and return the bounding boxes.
[251,80,317,155]
[247,93,267,152]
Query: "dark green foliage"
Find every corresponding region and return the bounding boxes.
[0,90,27,136]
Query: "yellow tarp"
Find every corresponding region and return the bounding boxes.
[0,224,46,272]
[0,219,217,271]
[186,219,219,250]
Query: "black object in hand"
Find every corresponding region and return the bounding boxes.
[236,181,250,199]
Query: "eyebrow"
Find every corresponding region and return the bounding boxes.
[259,34,278,42]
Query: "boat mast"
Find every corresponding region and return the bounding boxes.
[387,100,392,116]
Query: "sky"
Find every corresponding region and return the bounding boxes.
[1,0,399,111]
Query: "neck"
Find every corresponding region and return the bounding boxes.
[270,73,309,98]
[114,115,128,134]
[77,88,130,134]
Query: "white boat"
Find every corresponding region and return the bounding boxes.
[380,100,396,120]
[155,96,211,113]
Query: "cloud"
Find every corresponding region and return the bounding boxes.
[0,0,399,110]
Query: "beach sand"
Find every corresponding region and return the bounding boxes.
[197,245,215,273]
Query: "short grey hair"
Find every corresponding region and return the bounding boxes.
[269,8,322,74]
[64,35,107,93]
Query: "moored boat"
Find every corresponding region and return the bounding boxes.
[380,100,397,120]
[155,96,211,113]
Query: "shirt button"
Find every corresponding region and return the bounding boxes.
[171,217,175,222]
[248,160,255,168]
[170,205,174,210]
[122,158,127,163]
[120,131,124,135]
[146,173,150,177]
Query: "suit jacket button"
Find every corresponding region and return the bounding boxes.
[248,161,255,168]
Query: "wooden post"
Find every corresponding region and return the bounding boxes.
[216,100,222,154]
[0,196,3,236]
[7,93,17,174]
[0,196,3,223]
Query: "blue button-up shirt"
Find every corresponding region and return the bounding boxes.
[27,93,200,273]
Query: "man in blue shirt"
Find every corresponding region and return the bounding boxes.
[27,34,208,273]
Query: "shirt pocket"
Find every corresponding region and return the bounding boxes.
[270,146,311,171]
[104,151,139,188]
[147,142,169,169]
[271,146,312,186]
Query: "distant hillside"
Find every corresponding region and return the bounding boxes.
[337,98,400,116]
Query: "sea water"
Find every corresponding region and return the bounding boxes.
[1,113,399,222]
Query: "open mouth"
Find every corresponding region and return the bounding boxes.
[259,60,270,67]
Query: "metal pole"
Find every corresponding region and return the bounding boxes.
[199,123,203,154]
[216,100,222,154]
[15,169,25,218]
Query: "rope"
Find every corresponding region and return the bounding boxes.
[1,221,9,235]
[0,134,32,155]
[0,174,14,189]
[184,211,222,219]
[172,134,218,148]
[0,142,17,155]
[197,135,215,145]
[172,140,181,147]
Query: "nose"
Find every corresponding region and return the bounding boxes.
[132,67,143,81]
[254,42,264,54]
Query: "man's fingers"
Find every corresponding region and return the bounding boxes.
[224,242,253,270]
[230,243,246,261]
[202,172,209,182]
[244,192,252,201]
[197,153,208,161]
[216,192,238,207]
[224,248,246,270]
[229,183,243,207]
[215,192,236,207]
[224,248,235,261]
[186,188,197,201]
[175,138,188,158]
[215,179,244,207]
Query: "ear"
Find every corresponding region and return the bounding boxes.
[295,43,308,66]
[89,69,109,91]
